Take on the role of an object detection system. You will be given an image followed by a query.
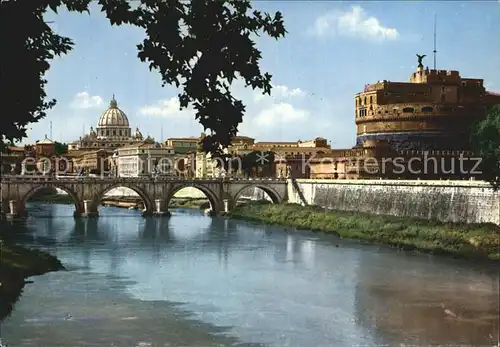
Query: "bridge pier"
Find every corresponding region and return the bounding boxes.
[153,198,170,217]
[3,200,27,220]
[80,199,98,218]
[5,200,17,220]
[216,199,231,216]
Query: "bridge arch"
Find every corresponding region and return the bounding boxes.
[232,184,284,205]
[166,183,222,211]
[19,184,83,216]
[94,183,155,215]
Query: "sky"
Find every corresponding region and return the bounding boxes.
[24,0,500,149]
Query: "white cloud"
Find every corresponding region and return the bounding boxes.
[138,82,316,140]
[138,97,192,118]
[70,91,103,109]
[253,103,309,127]
[308,6,399,41]
[254,84,306,102]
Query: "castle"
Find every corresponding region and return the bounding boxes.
[309,56,500,179]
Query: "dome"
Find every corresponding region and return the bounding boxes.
[37,135,54,144]
[98,95,129,127]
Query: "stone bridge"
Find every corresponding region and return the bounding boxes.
[0,176,287,219]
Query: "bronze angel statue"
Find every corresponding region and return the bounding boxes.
[416,54,426,67]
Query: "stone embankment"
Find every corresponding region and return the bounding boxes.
[287,179,500,226]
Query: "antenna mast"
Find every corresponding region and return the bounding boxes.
[433,13,437,70]
[50,121,53,140]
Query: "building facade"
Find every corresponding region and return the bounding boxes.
[116,142,176,177]
[165,137,200,154]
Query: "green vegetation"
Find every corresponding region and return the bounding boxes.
[231,202,500,261]
[54,141,68,155]
[472,104,500,190]
[169,198,210,210]
[1,0,285,155]
[227,151,275,177]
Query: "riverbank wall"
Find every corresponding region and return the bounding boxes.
[287,179,500,226]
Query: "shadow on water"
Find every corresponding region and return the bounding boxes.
[0,275,25,322]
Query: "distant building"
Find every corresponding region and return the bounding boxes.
[0,136,71,175]
[71,149,113,175]
[115,142,176,177]
[68,95,145,151]
[165,136,200,154]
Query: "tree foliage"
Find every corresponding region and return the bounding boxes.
[229,150,274,176]
[0,0,286,155]
[471,104,500,190]
[54,141,68,155]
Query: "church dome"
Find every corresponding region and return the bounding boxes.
[98,95,129,127]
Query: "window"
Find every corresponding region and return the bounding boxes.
[441,94,446,102]
[369,96,373,104]
[422,106,433,112]
[402,107,414,113]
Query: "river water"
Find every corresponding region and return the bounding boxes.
[1,203,498,347]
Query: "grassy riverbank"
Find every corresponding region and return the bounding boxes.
[0,232,65,320]
[169,198,210,209]
[230,202,500,261]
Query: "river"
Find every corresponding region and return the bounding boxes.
[1,203,498,346]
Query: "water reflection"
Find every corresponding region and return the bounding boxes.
[354,251,500,346]
[2,203,499,347]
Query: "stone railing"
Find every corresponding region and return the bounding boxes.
[0,175,287,183]
[293,178,494,189]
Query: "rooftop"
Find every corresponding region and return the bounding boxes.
[37,135,54,145]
